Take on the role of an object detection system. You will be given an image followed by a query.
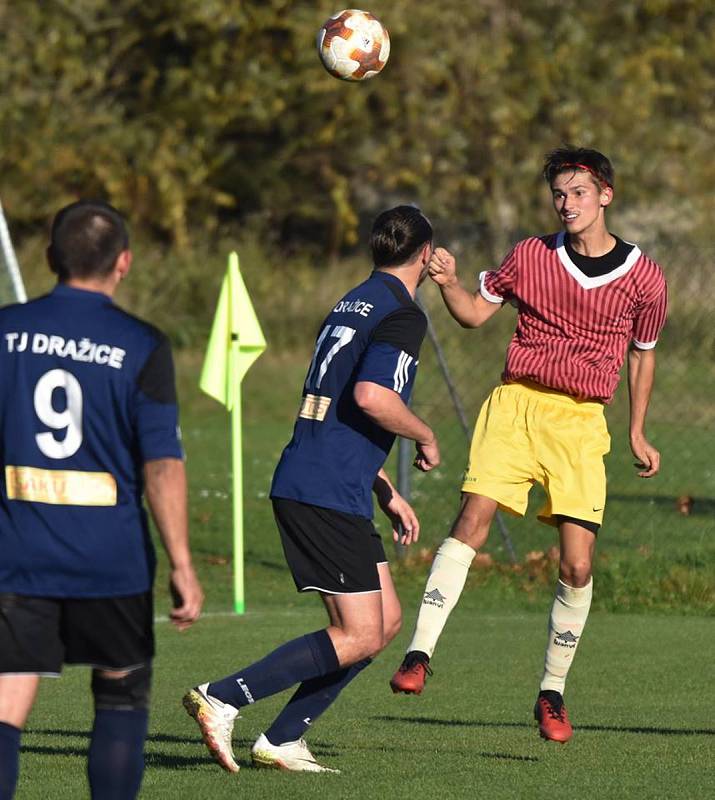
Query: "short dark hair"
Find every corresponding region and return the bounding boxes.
[48,200,129,281]
[370,205,433,268]
[543,146,614,190]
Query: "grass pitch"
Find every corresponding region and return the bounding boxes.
[13,351,714,798]
[18,604,714,799]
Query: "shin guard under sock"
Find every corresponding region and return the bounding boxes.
[540,578,593,694]
[406,537,476,658]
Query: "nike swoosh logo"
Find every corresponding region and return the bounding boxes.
[593,507,603,512]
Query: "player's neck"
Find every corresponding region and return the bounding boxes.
[567,218,616,258]
[376,265,420,298]
[62,277,117,297]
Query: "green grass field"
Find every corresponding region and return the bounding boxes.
[12,351,715,798]
[18,605,714,799]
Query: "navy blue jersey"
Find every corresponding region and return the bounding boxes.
[0,284,183,598]
[271,271,427,518]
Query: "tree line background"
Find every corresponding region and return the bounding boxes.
[0,1,713,608]
[1,0,713,258]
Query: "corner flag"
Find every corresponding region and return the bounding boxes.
[200,252,266,613]
[200,252,266,409]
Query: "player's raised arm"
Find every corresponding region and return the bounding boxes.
[144,458,204,629]
[428,247,502,328]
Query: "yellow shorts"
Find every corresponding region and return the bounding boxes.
[462,381,611,527]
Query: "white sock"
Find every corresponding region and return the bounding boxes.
[540,578,593,694]
[406,537,476,658]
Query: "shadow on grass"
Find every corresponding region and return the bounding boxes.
[471,752,537,762]
[19,743,209,769]
[26,728,223,744]
[23,728,341,770]
[247,556,290,573]
[21,740,535,770]
[374,715,715,737]
[607,493,715,517]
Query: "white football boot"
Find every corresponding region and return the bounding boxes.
[251,733,340,773]
[182,683,240,773]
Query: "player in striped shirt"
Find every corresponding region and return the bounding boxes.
[390,147,668,743]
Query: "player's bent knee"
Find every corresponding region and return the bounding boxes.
[452,503,492,550]
[559,561,592,587]
[91,663,152,711]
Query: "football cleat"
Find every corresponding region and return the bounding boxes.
[389,651,433,694]
[182,683,241,773]
[534,690,573,742]
[251,733,340,773]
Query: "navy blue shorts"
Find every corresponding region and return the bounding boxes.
[0,592,154,675]
[273,498,387,594]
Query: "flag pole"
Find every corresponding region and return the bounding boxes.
[199,251,265,615]
[230,333,245,614]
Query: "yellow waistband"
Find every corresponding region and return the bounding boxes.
[505,380,605,412]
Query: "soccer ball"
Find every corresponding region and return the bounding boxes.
[316,9,390,81]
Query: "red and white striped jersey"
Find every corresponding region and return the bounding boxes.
[480,232,668,403]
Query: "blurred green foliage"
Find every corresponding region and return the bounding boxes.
[2,2,711,615]
[1,0,713,260]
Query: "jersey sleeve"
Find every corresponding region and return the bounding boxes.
[632,266,668,349]
[135,334,184,461]
[355,306,427,391]
[479,243,519,304]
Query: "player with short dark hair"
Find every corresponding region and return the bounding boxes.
[541,145,615,191]
[183,205,440,773]
[0,200,204,800]
[390,147,668,743]
[48,201,130,280]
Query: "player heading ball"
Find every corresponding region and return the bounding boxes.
[391,147,667,744]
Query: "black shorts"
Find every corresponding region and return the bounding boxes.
[273,497,387,594]
[0,592,154,675]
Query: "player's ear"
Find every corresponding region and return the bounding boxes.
[116,249,132,280]
[600,185,613,208]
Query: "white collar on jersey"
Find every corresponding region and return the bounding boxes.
[555,231,641,289]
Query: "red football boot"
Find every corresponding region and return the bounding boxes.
[534,691,573,742]
[390,651,433,694]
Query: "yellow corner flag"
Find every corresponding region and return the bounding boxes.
[200,252,266,614]
[200,252,266,409]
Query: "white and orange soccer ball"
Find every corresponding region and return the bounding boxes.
[316,9,390,81]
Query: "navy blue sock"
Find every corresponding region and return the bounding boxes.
[208,629,339,709]
[0,722,21,800]
[265,657,372,745]
[87,709,148,800]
